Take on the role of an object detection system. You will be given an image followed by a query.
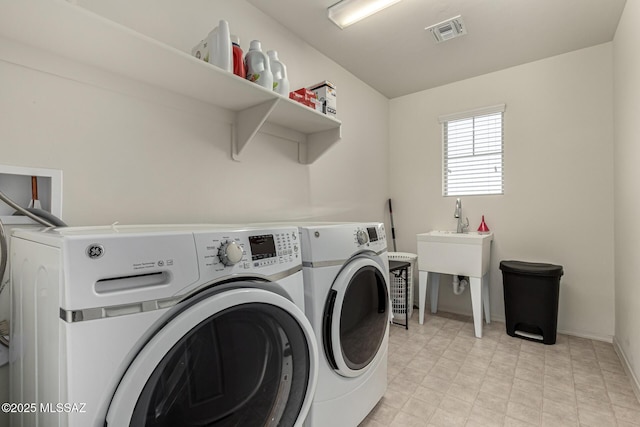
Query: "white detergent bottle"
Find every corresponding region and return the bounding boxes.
[245,40,273,90]
[209,19,232,72]
[267,50,289,96]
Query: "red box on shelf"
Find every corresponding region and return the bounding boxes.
[289,88,317,109]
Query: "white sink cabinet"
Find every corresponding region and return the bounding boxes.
[0,0,341,164]
[416,231,494,338]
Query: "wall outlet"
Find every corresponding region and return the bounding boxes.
[0,164,63,225]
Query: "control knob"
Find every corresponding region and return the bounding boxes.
[356,229,369,245]
[218,240,243,266]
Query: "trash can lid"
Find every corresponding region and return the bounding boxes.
[499,260,564,277]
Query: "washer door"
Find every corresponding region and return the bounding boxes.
[105,287,317,427]
[324,256,389,378]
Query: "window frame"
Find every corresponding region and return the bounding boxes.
[439,104,506,197]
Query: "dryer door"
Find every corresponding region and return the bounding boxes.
[105,287,317,427]
[324,256,389,378]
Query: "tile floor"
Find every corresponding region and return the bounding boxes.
[360,312,640,427]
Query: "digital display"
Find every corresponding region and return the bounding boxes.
[367,227,378,242]
[249,235,277,260]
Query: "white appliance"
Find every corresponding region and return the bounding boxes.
[298,223,389,427]
[9,224,318,427]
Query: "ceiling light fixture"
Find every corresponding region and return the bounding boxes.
[328,0,403,29]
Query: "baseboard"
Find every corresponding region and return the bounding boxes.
[555,328,613,343]
[428,305,614,343]
[613,337,640,402]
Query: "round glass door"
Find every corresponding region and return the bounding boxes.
[106,287,317,427]
[323,257,389,377]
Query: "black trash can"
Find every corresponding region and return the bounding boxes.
[499,260,564,345]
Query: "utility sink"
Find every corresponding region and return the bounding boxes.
[417,231,493,277]
[416,230,494,338]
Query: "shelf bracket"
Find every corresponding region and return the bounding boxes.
[299,126,342,164]
[232,98,279,161]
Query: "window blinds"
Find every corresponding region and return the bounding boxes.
[440,105,505,196]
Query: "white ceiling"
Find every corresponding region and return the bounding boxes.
[246,0,626,99]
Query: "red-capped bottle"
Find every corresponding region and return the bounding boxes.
[231,35,246,78]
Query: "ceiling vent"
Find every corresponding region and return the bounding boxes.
[426,15,467,43]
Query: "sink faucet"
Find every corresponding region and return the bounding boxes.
[454,198,469,233]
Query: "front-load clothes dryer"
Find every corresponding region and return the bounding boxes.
[298,223,390,427]
[9,224,317,427]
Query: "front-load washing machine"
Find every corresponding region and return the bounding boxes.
[298,223,390,427]
[9,224,317,427]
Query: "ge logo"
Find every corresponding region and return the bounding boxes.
[86,244,105,259]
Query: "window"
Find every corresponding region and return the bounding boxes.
[440,104,505,196]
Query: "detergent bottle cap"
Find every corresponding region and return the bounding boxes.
[249,40,262,51]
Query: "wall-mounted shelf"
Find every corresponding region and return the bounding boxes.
[0,0,342,164]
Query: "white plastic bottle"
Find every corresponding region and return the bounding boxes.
[267,50,289,96]
[209,19,232,72]
[245,40,273,90]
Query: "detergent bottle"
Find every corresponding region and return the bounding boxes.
[209,20,232,72]
[231,35,246,78]
[267,50,289,96]
[245,40,273,90]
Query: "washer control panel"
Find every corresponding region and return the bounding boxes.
[195,227,300,275]
[218,240,244,266]
[354,223,386,250]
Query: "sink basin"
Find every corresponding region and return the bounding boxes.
[417,230,493,277]
[416,230,494,337]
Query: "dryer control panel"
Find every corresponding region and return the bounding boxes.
[298,222,387,263]
[194,227,301,277]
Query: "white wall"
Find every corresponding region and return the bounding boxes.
[1,0,390,226]
[0,1,389,424]
[613,0,640,395]
[390,43,615,341]
[1,0,635,421]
